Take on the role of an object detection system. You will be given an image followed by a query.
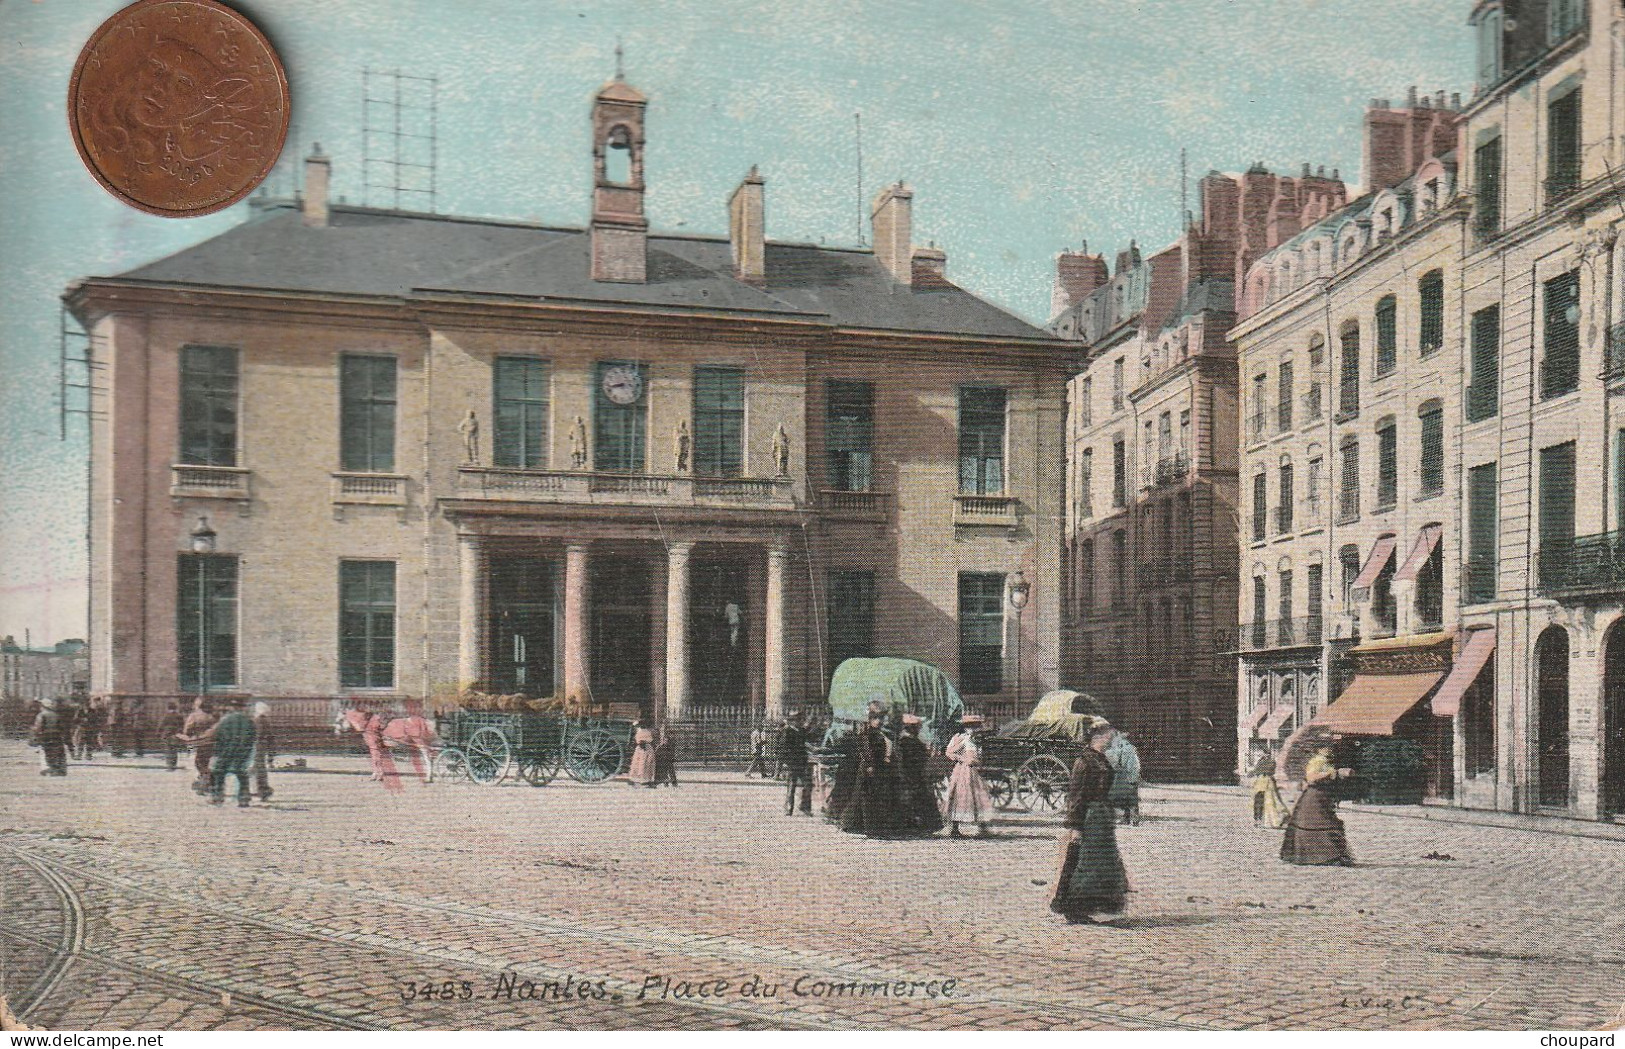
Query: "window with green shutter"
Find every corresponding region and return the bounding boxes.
[958,572,1005,694]
[1252,472,1267,542]
[1419,402,1444,496]
[1376,420,1398,509]
[340,355,397,472]
[492,357,549,468]
[339,560,396,689]
[1547,89,1582,205]
[1475,136,1502,238]
[693,366,744,478]
[1467,463,1498,603]
[1418,271,1444,357]
[1375,296,1398,376]
[1338,323,1360,417]
[179,345,239,467]
[1539,442,1577,589]
[1339,438,1360,523]
[177,554,238,692]
[1468,305,1500,421]
[1543,271,1581,399]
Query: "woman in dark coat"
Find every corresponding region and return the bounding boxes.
[1050,722,1129,923]
[1281,746,1355,865]
[840,711,899,838]
[894,715,944,836]
[823,728,861,824]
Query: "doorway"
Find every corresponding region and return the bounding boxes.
[486,555,556,695]
[689,560,750,706]
[1604,622,1625,817]
[590,559,652,706]
[1536,625,1570,808]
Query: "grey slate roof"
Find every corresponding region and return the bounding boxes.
[114,203,1054,341]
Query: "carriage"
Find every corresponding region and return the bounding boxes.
[977,690,1108,813]
[811,657,963,808]
[432,709,635,786]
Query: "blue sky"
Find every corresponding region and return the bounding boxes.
[0,0,1472,644]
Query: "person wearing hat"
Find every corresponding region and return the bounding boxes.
[841,705,900,837]
[250,701,276,801]
[941,714,995,838]
[777,710,813,816]
[179,697,218,794]
[30,696,68,776]
[1051,721,1129,923]
[895,714,943,836]
[191,699,258,807]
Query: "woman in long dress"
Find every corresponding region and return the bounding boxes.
[941,714,995,838]
[627,721,657,787]
[1280,746,1354,864]
[1050,722,1129,923]
[895,714,944,836]
[1250,754,1289,828]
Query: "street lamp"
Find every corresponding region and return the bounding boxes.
[1008,570,1031,706]
[189,516,216,693]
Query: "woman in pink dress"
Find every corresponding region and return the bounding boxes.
[627,721,657,787]
[941,714,995,837]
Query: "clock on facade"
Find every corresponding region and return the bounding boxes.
[601,364,643,405]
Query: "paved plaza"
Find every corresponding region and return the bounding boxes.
[1,740,1623,1031]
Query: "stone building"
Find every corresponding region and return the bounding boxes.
[66,73,1068,725]
[1053,166,1342,780]
[1230,93,1466,796]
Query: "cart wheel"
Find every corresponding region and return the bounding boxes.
[517,755,560,787]
[564,728,624,783]
[431,747,469,784]
[465,728,512,785]
[987,773,1016,810]
[1015,755,1071,813]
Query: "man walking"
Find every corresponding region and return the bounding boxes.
[180,697,217,794]
[30,697,68,776]
[745,723,771,778]
[158,702,186,771]
[1106,730,1142,826]
[193,701,258,806]
[250,701,275,801]
[777,711,813,816]
[127,702,149,758]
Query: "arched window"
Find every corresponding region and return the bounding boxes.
[604,125,633,185]
[1418,270,1445,356]
[1537,625,1571,807]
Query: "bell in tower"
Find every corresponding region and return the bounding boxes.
[590,47,648,283]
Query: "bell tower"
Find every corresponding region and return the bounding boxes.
[590,48,648,283]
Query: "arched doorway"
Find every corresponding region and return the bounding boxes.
[1536,626,1570,808]
[1603,622,1625,817]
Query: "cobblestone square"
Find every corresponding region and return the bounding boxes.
[2,741,1623,1031]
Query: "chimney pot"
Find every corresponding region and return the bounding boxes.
[302,143,331,228]
[727,166,767,283]
[870,181,915,284]
[911,245,947,284]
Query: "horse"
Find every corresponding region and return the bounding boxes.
[334,706,438,789]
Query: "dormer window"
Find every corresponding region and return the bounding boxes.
[1475,4,1503,86]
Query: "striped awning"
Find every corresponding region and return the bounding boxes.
[1260,704,1296,738]
[1243,701,1272,733]
[1311,670,1443,735]
[1431,628,1496,718]
[1393,524,1444,583]
[1350,535,1399,597]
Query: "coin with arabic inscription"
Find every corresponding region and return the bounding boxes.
[68,0,290,217]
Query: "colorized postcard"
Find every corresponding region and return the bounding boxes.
[3,0,1625,1036]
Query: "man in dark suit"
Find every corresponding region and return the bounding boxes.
[777,711,813,816]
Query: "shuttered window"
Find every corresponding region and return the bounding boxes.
[1543,271,1581,399]
[1468,305,1501,421]
[340,355,397,473]
[1418,271,1444,357]
[492,357,549,468]
[179,345,239,467]
[1419,403,1444,495]
[1375,296,1398,376]
[958,573,1005,695]
[1539,442,1577,589]
[1278,570,1293,627]
[1306,563,1324,639]
[339,560,396,689]
[1547,88,1582,205]
[1112,438,1127,507]
[1278,462,1294,533]
[1339,439,1360,522]
[958,387,1006,495]
[826,380,874,492]
[1338,324,1360,416]
[693,366,745,478]
[177,554,238,692]
[1278,362,1294,432]
[1252,472,1268,542]
[1376,420,1398,509]
[1475,136,1502,237]
[1339,545,1361,607]
[1251,576,1267,646]
[1467,463,1498,603]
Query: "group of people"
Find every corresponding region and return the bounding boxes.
[1253,746,1358,866]
[810,704,951,838]
[626,720,679,788]
[27,694,157,764]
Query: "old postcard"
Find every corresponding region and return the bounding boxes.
[3,0,1625,1036]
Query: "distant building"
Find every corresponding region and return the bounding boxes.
[0,637,89,733]
[1052,165,1345,781]
[66,72,1069,724]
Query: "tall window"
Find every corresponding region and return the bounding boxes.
[1250,373,1268,440]
[1539,441,1578,589]
[826,380,874,492]
[1547,88,1582,205]
[179,345,239,467]
[958,387,1006,495]
[1277,361,1294,432]
[1306,563,1324,640]
[1252,472,1268,543]
[1307,455,1324,517]
[1419,401,1444,496]
[339,560,395,689]
[1339,544,1361,608]
[340,355,397,472]
[486,556,555,694]
[1077,539,1095,612]
[1475,135,1502,238]
[828,571,876,671]
[1467,463,1499,603]
[1418,271,1445,357]
[1543,270,1581,399]
[1376,418,1398,509]
[693,366,745,477]
[594,361,647,472]
[1416,532,1445,631]
[1078,377,1092,427]
[1077,447,1094,518]
[177,554,238,692]
[1111,530,1127,606]
[1278,461,1295,534]
[1179,409,1191,462]
[1251,576,1267,648]
[1339,437,1360,522]
[958,573,1005,694]
[1548,0,1582,42]
[1278,569,1294,635]
[1112,438,1127,508]
[1372,543,1398,637]
[1374,295,1398,376]
[492,357,549,468]
[1307,336,1325,420]
[1468,305,1501,421]
[1338,322,1360,417]
[1476,6,1503,85]
[1112,359,1125,410]
[1158,411,1173,462]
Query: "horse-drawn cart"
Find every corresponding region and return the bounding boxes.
[812,657,963,810]
[433,709,634,786]
[978,690,1107,813]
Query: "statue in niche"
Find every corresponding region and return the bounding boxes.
[457,409,480,465]
[568,415,588,470]
[772,423,791,478]
[674,419,691,473]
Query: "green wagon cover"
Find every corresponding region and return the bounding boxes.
[827,657,965,744]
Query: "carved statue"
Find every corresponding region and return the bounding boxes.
[568,415,588,470]
[772,423,791,478]
[457,409,480,465]
[674,419,691,473]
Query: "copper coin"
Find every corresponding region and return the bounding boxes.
[68,0,290,217]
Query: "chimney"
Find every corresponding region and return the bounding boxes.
[911,244,947,284]
[871,182,913,283]
[1362,103,1411,193]
[728,166,766,284]
[302,143,330,228]
[1051,245,1108,318]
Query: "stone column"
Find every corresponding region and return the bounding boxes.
[765,543,788,719]
[563,543,590,702]
[664,542,693,720]
[457,535,485,690]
